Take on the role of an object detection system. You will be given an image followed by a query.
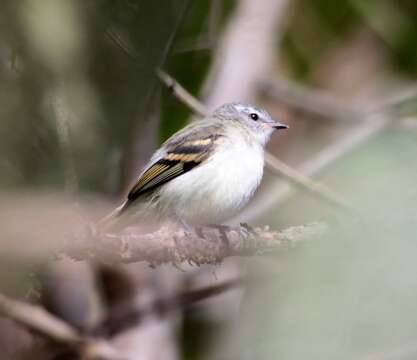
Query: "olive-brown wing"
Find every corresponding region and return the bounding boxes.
[120,133,224,213]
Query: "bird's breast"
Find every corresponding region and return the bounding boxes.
[159,136,265,224]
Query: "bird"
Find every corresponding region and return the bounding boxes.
[100,102,288,231]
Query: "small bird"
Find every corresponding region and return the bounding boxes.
[101,102,288,231]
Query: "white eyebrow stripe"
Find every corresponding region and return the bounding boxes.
[234,104,246,112]
[235,104,258,114]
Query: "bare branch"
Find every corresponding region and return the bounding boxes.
[259,78,363,121]
[0,293,122,360]
[260,78,417,121]
[0,293,81,345]
[157,69,207,117]
[367,83,417,114]
[97,277,243,336]
[202,0,290,108]
[238,114,389,221]
[66,222,327,266]
[264,153,355,214]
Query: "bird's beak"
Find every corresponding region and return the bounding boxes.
[265,120,289,130]
[273,122,289,130]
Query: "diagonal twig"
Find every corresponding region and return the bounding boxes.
[264,152,354,213]
[157,69,207,117]
[259,78,363,121]
[237,113,388,222]
[0,293,123,360]
[366,84,417,114]
[260,77,417,121]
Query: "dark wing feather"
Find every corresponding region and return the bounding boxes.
[120,125,225,213]
[127,158,198,201]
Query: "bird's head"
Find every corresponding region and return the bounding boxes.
[213,102,288,146]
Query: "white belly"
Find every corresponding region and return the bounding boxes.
[157,137,264,225]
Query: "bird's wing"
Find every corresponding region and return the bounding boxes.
[122,122,225,211]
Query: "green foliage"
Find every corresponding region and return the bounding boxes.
[282,0,417,79]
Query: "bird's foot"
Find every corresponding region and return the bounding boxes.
[239,222,257,238]
[205,224,231,252]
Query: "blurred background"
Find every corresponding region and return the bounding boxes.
[1,0,417,359]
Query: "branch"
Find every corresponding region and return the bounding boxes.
[238,113,389,221]
[157,69,207,117]
[367,83,417,114]
[66,222,327,266]
[259,77,417,121]
[0,293,123,360]
[202,0,290,108]
[264,153,355,214]
[157,70,354,214]
[97,277,243,336]
[259,78,363,121]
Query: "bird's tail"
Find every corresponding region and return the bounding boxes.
[96,202,128,232]
[97,200,160,233]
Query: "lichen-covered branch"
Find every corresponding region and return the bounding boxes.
[65,222,327,265]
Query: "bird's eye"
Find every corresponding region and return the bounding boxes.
[250,113,259,121]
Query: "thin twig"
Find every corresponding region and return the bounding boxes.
[106,27,139,60]
[107,2,192,194]
[158,0,193,68]
[157,70,354,214]
[173,0,221,53]
[264,152,354,214]
[142,0,193,114]
[262,77,417,120]
[259,78,364,121]
[173,37,213,53]
[237,114,388,222]
[106,0,193,95]
[157,69,207,117]
[366,84,417,114]
[0,293,123,360]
